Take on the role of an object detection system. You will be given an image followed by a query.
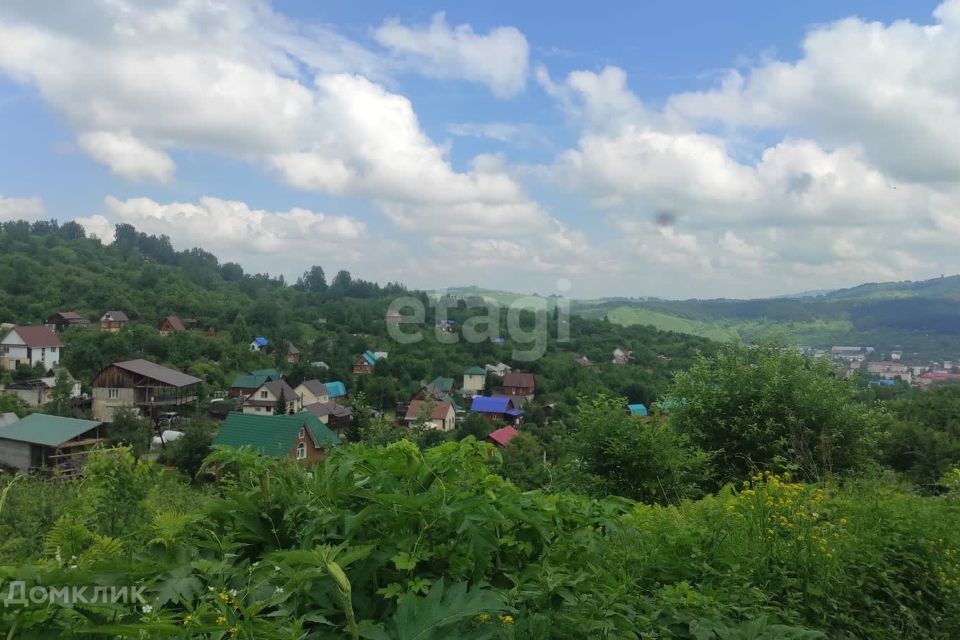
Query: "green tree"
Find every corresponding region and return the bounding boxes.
[43,369,74,417]
[275,388,288,415]
[499,432,549,489]
[106,408,151,460]
[160,420,215,481]
[668,342,888,485]
[0,394,30,418]
[456,413,490,441]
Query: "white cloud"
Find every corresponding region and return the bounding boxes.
[0,195,45,222]
[0,0,543,238]
[375,12,529,98]
[77,131,175,182]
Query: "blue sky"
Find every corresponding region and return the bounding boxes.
[0,0,957,298]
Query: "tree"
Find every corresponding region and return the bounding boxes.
[347,392,371,443]
[574,393,710,504]
[275,389,288,415]
[106,408,151,460]
[0,394,30,418]
[297,265,327,293]
[499,432,550,490]
[456,413,491,441]
[44,369,74,417]
[668,342,888,486]
[160,420,215,481]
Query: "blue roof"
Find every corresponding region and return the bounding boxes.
[325,381,347,398]
[361,350,378,365]
[253,337,268,346]
[470,396,512,413]
[628,404,648,416]
[505,408,525,417]
[871,379,896,387]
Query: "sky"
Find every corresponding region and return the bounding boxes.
[1,0,958,299]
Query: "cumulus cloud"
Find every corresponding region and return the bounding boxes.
[0,0,543,237]
[0,195,45,222]
[374,12,529,98]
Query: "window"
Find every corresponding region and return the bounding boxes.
[260,391,268,398]
[296,442,307,460]
[108,388,120,399]
[299,427,305,438]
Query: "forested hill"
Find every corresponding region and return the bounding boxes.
[0,219,714,410]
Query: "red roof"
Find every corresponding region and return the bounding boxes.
[502,372,535,389]
[404,400,453,422]
[488,426,519,447]
[162,315,185,331]
[6,325,63,348]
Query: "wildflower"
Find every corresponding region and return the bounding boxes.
[217,615,227,625]
[725,504,735,513]
[274,565,281,572]
[229,626,239,637]
[141,604,153,614]
[500,614,515,624]
[183,614,194,626]
[839,518,848,526]
[274,586,285,595]
[228,589,238,598]
[208,586,215,592]
[218,591,230,602]
[478,613,491,623]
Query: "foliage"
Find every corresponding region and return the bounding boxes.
[884,385,960,491]
[668,343,889,485]
[106,407,151,459]
[158,419,216,481]
[43,368,75,417]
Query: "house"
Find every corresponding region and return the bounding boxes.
[404,400,456,431]
[411,378,461,409]
[462,366,486,395]
[469,396,524,425]
[866,361,912,383]
[100,311,129,332]
[324,380,347,400]
[286,343,300,364]
[2,368,81,409]
[229,369,282,399]
[249,336,269,352]
[295,379,330,406]
[90,359,202,422]
[159,315,186,336]
[487,426,520,448]
[0,414,105,476]
[917,371,960,388]
[627,403,649,417]
[890,350,903,361]
[574,355,593,367]
[612,347,634,365]
[303,400,353,435]
[0,325,64,371]
[485,362,511,377]
[352,350,386,375]
[213,411,339,464]
[501,372,536,400]
[45,312,89,333]
[242,379,301,415]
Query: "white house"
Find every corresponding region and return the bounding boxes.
[0,326,64,371]
[294,379,329,407]
[242,379,301,415]
[462,366,486,395]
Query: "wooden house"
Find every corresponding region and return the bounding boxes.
[159,315,186,336]
[286,343,300,364]
[100,311,129,332]
[90,358,202,422]
[45,312,89,333]
[403,400,456,431]
[501,372,536,400]
[213,411,339,464]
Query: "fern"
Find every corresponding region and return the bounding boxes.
[42,514,94,561]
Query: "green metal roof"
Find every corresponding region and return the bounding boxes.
[213,411,339,458]
[428,376,455,392]
[230,370,281,389]
[251,369,281,379]
[0,414,103,447]
[464,366,486,375]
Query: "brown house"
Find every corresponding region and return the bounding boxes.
[90,358,202,422]
[501,372,536,400]
[159,315,186,336]
[45,312,90,333]
[287,343,300,364]
[100,311,129,332]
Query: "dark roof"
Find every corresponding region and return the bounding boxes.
[51,311,85,321]
[102,311,129,322]
[303,401,352,419]
[5,325,63,348]
[161,315,185,331]
[0,414,102,447]
[112,359,202,387]
[213,411,339,456]
[287,343,300,355]
[256,379,297,401]
[405,400,453,421]
[488,426,519,447]
[502,372,535,389]
[298,379,329,398]
[470,396,514,413]
[493,394,526,409]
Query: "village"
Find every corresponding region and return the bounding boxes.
[807,345,960,388]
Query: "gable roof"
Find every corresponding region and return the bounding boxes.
[51,311,85,321]
[252,368,281,379]
[4,325,63,348]
[0,414,102,447]
[405,400,453,422]
[470,396,514,413]
[627,404,648,416]
[426,376,455,393]
[502,372,535,389]
[303,401,352,420]
[161,315,185,331]
[360,350,378,366]
[287,343,300,355]
[298,379,329,398]
[488,426,519,447]
[464,366,486,376]
[111,359,202,387]
[213,411,339,456]
[102,311,129,322]
[325,381,347,398]
[253,379,297,401]
[231,373,271,389]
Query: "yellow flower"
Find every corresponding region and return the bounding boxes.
[217,615,227,625]
[500,614,515,624]
[183,614,193,626]
[478,613,491,623]
[229,626,240,637]
[839,518,848,526]
[219,591,230,603]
